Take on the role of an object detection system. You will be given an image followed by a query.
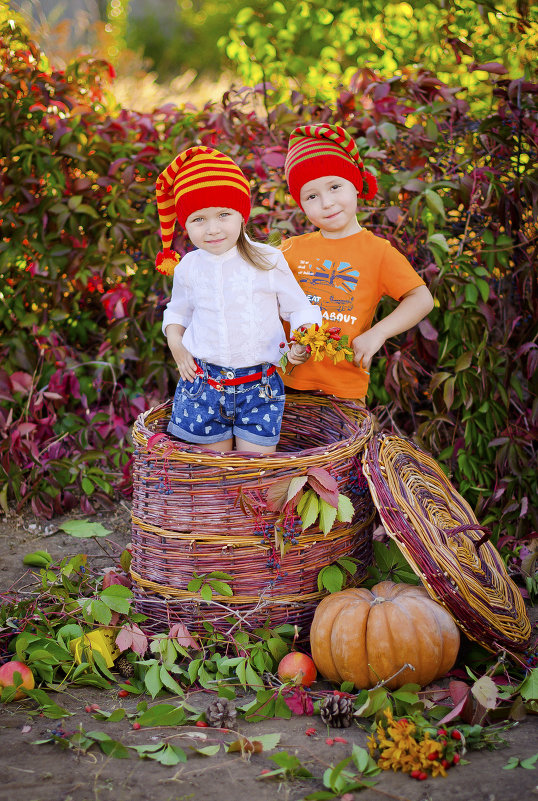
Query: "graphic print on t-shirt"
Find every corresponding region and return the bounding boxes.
[297,257,360,324]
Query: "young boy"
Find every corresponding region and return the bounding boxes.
[281,123,434,402]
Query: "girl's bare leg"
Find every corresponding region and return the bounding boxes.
[195,439,234,452]
[234,436,276,454]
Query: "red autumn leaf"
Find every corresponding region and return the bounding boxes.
[10,371,33,395]
[418,318,439,341]
[283,687,314,716]
[147,433,169,448]
[266,477,292,512]
[286,475,309,507]
[437,680,474,725]
[169,622,199,649]
[307,468,339,508]
[116,624,148,656]
[470,61,508,75]
[307,467,338,493]
[102,569,131,590]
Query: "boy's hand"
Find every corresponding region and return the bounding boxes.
[351,328,386,373]
[287,343,309,365]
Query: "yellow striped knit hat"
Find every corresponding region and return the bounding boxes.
[154,146,251,275]
[284,123,377,209]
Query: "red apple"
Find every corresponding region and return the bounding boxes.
[277,652,317,687]
[0,660,35,700]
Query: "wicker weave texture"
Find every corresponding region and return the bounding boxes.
[363,434,531,653]
[131,395,375,633]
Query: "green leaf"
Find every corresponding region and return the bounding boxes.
[187,659,201,684]
[192,744,221,756]
[83,599,112,626]
[207,579,233,597]
[58,520,111,538]
[236,658,247,689]
[518,669,538,702]
[336,557,357,575]
[520,754,538,769]
[94,736,130,759]
[354,687,390,718]
[22,550,52,567]
[503,756,520,770]
[425,189,445,218]
[136,703,187,727]
[245,662,263,689]
[156,744,187,765]
[372,541,393,572]
[159,665,184,696]
[318,498,338,534]
[318,564,344,593]
[299,490,319,530]
[25,688,70,719]
[427,232,449,253]
[144,662,163,698]
[251,732,281,751]
[267,750,313,778]
[336,494,354,523]
[100,584,133,614]
[200,583,212,601]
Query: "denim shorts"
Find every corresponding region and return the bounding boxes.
[167,361,285,447]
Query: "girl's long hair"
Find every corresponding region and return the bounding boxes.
[237,224,274,271]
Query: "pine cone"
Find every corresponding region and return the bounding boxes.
[205,698,237,729]
[320,694,354,728]
[115,653,135,679]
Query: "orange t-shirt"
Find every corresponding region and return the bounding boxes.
[279,229,425,399]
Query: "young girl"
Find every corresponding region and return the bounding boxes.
[155,146,321,454]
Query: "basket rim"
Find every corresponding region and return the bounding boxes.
[132,394,374,468]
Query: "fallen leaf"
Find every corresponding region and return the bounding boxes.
[169,622,198,649]
[115,623,148,656]
[471,675,499,710]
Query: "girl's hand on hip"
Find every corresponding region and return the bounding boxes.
[175,345,197,382]
[287,343,309,365]
[351,328,386,373]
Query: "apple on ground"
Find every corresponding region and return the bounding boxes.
[277,652,317,687]
[0,660,35,700]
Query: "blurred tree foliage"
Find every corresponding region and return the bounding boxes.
[125,0,246,78]
[124,1,537,108]
[220,0,537,105]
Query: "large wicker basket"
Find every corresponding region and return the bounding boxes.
[131,394,375,634]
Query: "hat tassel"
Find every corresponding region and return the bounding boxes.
[359,171,378,201]
[155,248,180,276]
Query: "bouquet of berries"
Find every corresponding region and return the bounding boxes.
[279,321,354,372]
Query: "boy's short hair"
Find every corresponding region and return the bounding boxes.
[284,123,377,208]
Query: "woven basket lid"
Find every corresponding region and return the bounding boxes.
[362,433,531,653]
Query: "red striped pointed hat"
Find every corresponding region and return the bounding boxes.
[284,124,377,209]
[154,146,251,275]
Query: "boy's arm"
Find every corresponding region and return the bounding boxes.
[352,284,434,371]
[166,324,197,382]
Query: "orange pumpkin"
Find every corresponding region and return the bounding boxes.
[310,581,460,689]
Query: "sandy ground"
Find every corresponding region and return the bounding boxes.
[0,506,536,801]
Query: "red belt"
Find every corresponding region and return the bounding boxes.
[194,364,276,391]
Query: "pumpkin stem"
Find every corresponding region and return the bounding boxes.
[370,596,385,605]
